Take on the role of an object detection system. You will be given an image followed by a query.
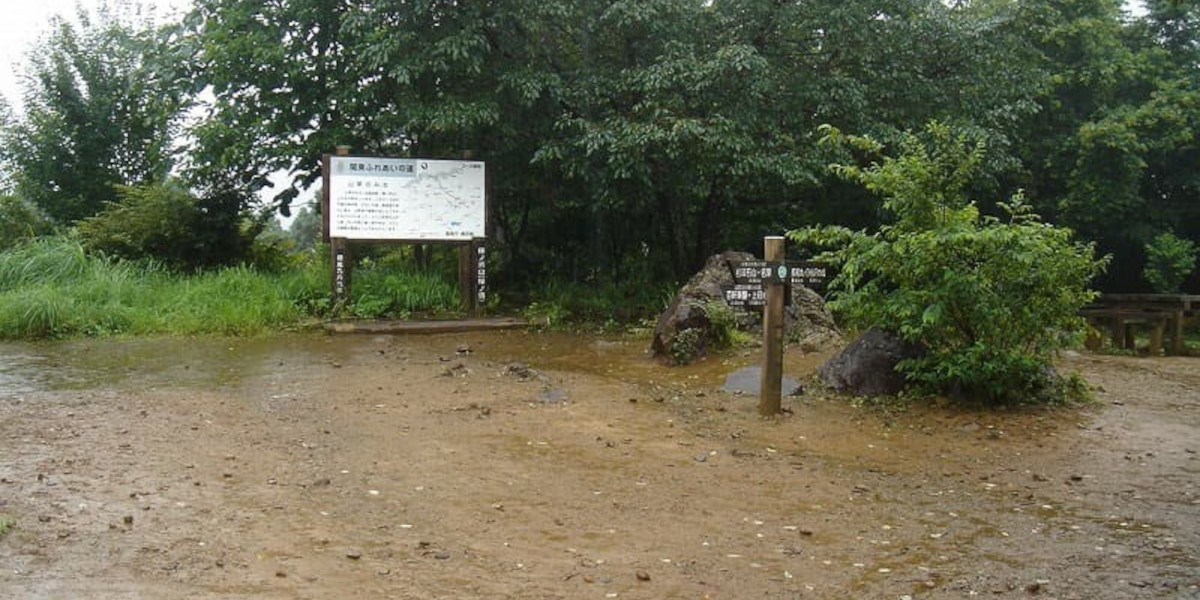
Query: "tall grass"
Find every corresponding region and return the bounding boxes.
[0,237,462,339]
[0,237,93,289]
[350,269,460,318]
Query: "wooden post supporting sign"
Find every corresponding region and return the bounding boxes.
[331,238,352,312]
[458,242,474,311]
[328,145,352,314]
[759,235,786,416]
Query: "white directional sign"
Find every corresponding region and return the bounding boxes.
[328,156,486,241]
[723,284,767,307]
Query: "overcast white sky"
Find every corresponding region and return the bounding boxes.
[0,0,190,112]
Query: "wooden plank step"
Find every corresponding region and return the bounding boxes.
[325,317,528,335]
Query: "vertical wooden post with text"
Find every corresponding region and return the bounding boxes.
[324,145,353,314]
[455,150,484,313]
[759,235,786,416]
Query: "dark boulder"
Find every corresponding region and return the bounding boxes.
[652,251,843,364]
[651,251,754,364]
[818,328,923,397]
[786,285,842,352]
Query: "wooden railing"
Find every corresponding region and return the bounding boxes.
[1081,294,1199,355]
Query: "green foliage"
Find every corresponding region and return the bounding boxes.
[0,0,1188,319]
[0,238,305,338]
[669,327,706,366]
[1143,231,1198,293]
[2,2,188,225]
[521,277,676,332]
[287,201,322,254]
[0,237,468,339]
[244,218,297,274]
[662,300,747,365]
[0,196,53,250]
[702,300,741,352]
[185,0,1045,285]
[1016,0,1200,289]
[0,515,13,538]
[522,301,571,331]
[792,123,1107,404]
[350,266,459,319]
[74,183,263,270]
[0,236,93,289]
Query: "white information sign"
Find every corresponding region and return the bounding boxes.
[328,156,486,240]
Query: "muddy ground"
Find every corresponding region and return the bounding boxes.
[0,331,1197,600]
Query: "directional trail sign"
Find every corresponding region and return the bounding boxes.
[722,284,767,308]
[788,261,832,291]
[730,260,774,285]
[725,259,832,309]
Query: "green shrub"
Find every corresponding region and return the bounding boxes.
[1143,231,1197,293]
[523,301,571,330]
[703,300,743,351]
[75,183,259,270]
[351,262,460,317]
[0,195,52,249]
[669,327,706,365]
[792,123,1107,404]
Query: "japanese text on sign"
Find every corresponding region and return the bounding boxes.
[476,244,487,305]
[788,261,831,290]
[328,156,486,241]
[723,284,767,308]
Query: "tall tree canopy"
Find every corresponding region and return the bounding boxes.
[188,0,1051,281]
[1013,0,1200,288]
[2,2,189,225]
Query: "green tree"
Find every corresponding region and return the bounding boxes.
[0,196,52,249]
[287,200,321,253]
[187,0,1044,286]
[2,2,189,225]
[793,123,1107,404]
[1143,231,1198,293]
[1008,0,1200,290]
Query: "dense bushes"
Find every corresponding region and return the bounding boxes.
[75,183,265,271]
[792,124,1107,404]
[0,196,52,250]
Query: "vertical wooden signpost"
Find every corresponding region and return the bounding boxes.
[326,146,353,312]
[759,236,786,416]
[726,236,829,416]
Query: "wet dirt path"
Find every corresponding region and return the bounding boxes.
[0,333,1197,599]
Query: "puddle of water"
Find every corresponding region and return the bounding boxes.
[458,330,831,392]
[0,344,53,395]
[0,334,358,395]
[0,330,832,399]
[722,365,804,396]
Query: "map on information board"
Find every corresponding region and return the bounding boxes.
[328,156,486,241]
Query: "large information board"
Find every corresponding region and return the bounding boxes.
[328,156,486,241]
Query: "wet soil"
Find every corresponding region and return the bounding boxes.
[0,331,1197,600]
